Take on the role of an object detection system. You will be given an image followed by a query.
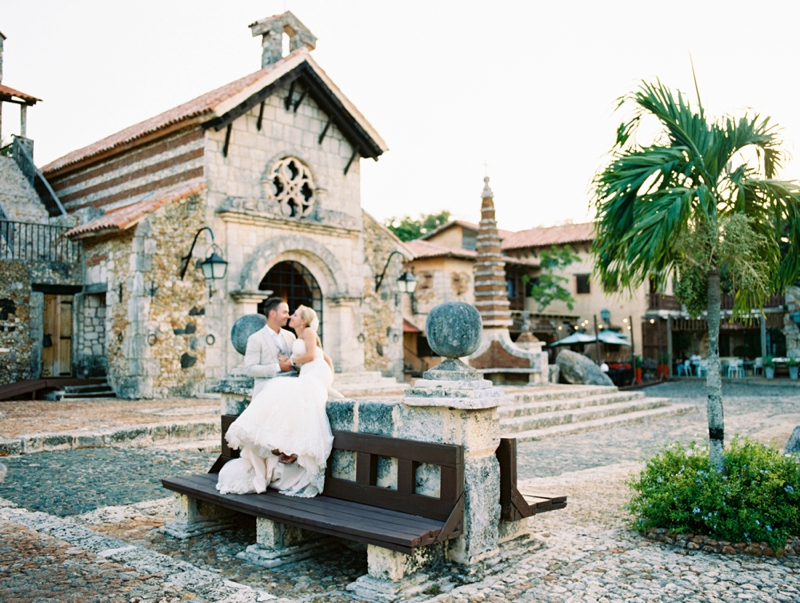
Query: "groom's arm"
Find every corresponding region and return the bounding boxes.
[244,336,280,379]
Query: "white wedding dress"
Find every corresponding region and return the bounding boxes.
[216,339,335,497]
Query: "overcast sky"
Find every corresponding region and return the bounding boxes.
[3,1,800,231]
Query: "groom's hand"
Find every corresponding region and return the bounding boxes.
[277,355,293,372]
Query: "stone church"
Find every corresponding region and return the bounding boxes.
[0,12,407,398]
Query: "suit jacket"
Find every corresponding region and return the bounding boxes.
[244,326,297,396]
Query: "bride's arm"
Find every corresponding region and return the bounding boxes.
[291,329,317,364]
[323,352,334,373]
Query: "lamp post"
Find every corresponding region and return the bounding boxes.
[374,250,417,294]
[180,226,228,297]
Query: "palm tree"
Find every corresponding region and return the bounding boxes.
[592,80,800,471]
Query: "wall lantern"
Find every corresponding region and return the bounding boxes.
[180,227,228,297]
[600,308,611,323]
[374,250,416,294]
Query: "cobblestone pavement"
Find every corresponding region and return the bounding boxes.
[0,447,215,516]
[0,398,220,438]
[0,381,798,602]
[517,381,800,479]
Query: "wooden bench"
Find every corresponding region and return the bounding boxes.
[495,438,567,521]
[163,420,465,555]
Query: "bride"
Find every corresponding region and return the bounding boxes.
[216,305,335,497]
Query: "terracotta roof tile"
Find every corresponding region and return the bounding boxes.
[63,179,205,238]
[501,222,594,250]
[43,47,387,175]
[422,219,515,242]
[406,238,537,266]
[0,83,40,104]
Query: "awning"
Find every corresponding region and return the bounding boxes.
[550,331,631,347]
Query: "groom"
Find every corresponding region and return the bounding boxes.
[245,297,297,396]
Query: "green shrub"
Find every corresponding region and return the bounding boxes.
[627,436,800,551]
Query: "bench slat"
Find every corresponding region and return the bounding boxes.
[163,474,445,554]
[165,475,432,547]
[273,488,444,533]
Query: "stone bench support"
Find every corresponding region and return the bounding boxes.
[237,517,335,568]
[161,493,236,539]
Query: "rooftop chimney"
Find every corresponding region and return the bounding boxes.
[0,31,5,84]
[249,11,317,68]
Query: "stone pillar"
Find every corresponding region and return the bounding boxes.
[29,291,43,378]
[326,296,365,373]
[347,302,508,600]
[402,358,504,566]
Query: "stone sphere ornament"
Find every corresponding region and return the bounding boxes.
[426,302,482,358]
[231,313,267,355]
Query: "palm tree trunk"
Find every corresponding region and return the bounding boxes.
[706,269,725,472]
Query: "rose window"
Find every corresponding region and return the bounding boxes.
[267,157,315,218]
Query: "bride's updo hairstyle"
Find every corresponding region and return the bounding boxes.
[297,305,322,349]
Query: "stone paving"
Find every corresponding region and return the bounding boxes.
[0,381,798,602]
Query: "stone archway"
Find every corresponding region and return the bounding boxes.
[257,260,324,342]
[238,234,348,298]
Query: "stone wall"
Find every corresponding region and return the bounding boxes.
[203,80,376,378]
[75,293,107,378]
[0,258,82,386]
[361,213,404,379]
[83,191,208,398]
[0,156,50,223]
[0,261,32,385]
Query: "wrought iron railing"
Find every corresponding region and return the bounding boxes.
[0,220,80,263]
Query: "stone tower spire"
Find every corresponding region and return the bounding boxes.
[473,177,512,329]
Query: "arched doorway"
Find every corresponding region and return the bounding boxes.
[257,261,323,342]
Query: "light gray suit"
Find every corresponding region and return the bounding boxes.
[244,325,297,396]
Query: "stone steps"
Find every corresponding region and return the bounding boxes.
[499,391,646,418]
[497,383,693,440]
[502,385,619,403]
[507,403,697,441]
[500,396,673,433]
[51,379,117,400]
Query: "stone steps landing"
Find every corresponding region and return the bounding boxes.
[499,384,693,440]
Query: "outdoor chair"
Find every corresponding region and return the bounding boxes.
[697,359,708,377]
[754,357,763,376]
[727,359,743,378]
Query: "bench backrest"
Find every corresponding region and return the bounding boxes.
[324,430,464,522]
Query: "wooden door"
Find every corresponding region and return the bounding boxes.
[41,294,73,377]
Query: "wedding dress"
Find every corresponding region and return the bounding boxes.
[216,339,335,497]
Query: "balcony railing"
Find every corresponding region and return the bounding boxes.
[0,220,81,263]
[648,293,683,311]
[720,293,784,310]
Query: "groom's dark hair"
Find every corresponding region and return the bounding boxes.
[263,297,286,317]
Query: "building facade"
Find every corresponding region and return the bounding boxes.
[0,12,406,396]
